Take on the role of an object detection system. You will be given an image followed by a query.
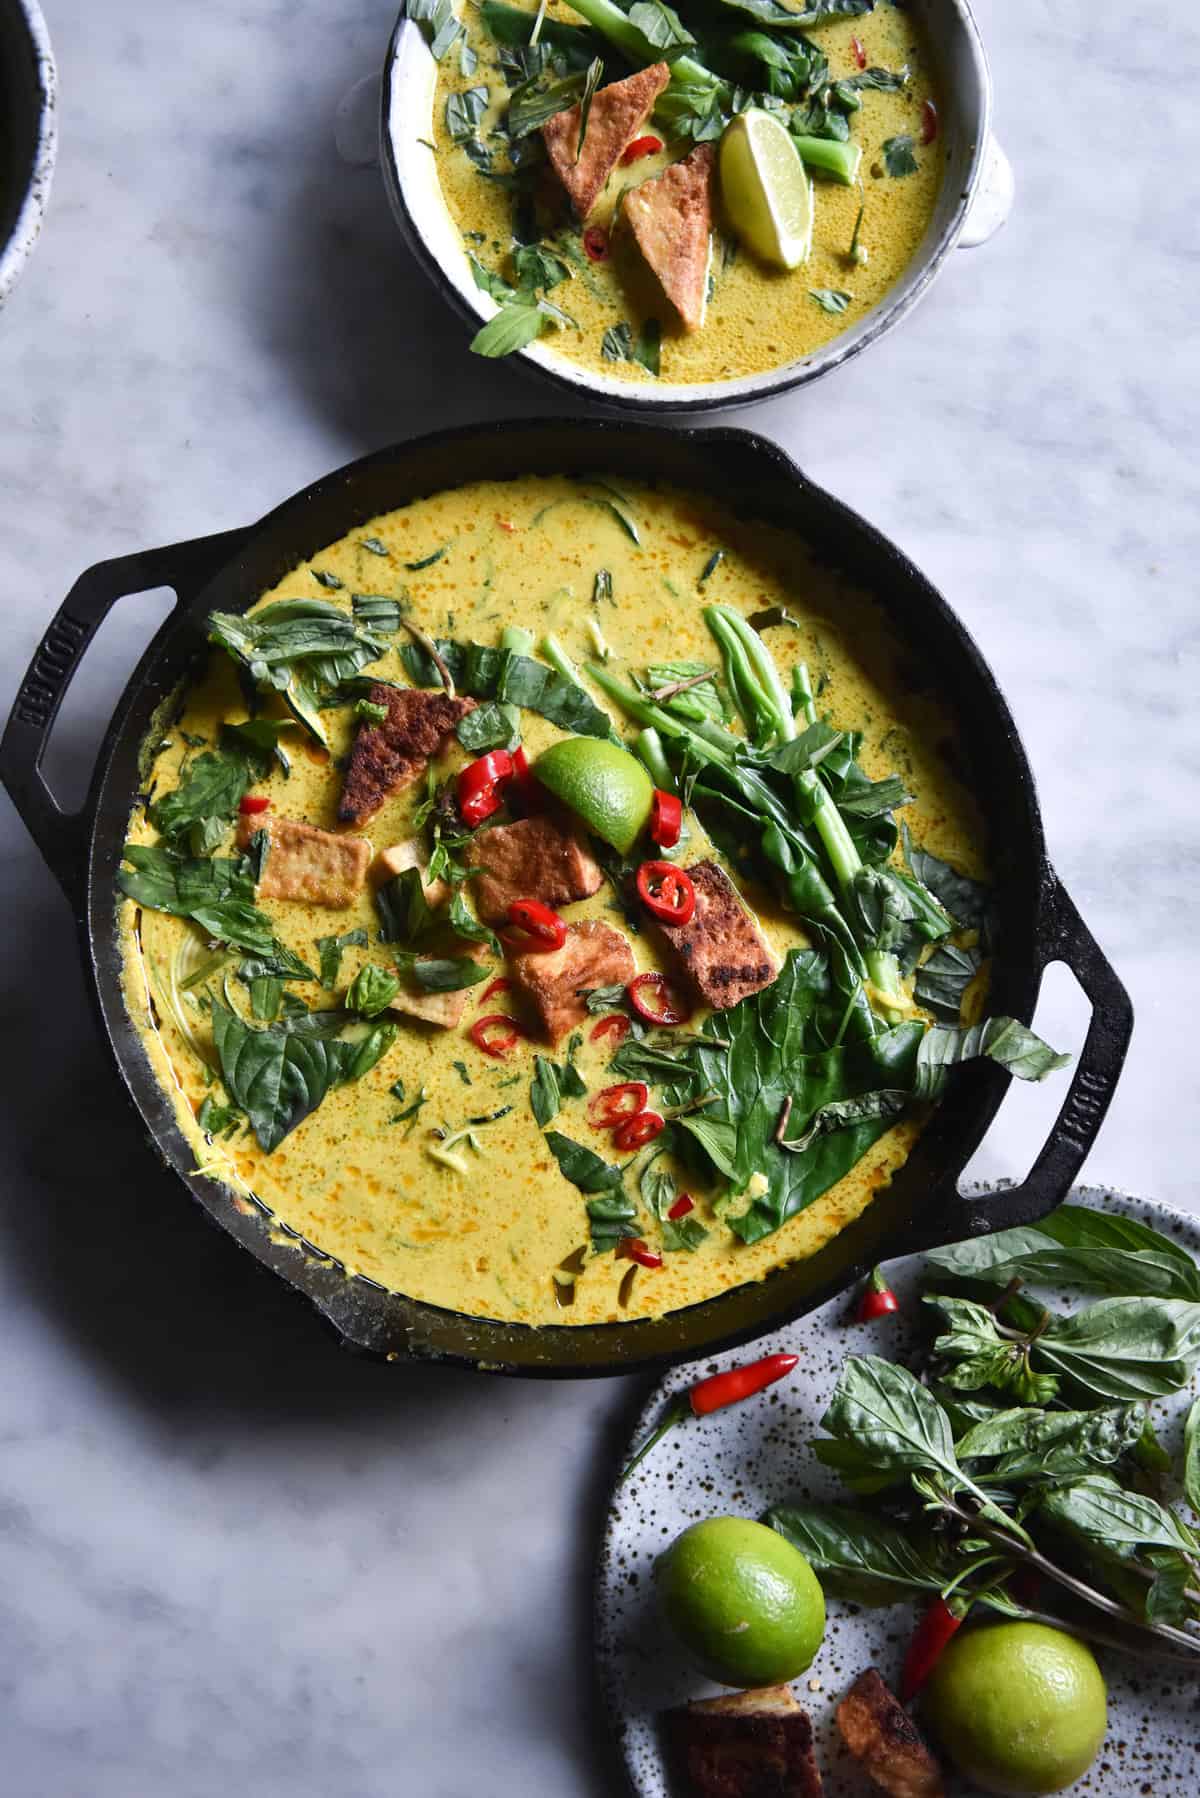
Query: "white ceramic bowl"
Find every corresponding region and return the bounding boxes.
[0,0,56,307]
[380,0,1013,412]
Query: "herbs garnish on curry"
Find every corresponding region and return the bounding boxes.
[414,0,943,383]
[118,476,1064,1327]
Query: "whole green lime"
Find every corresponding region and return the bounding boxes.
[923,1622,1107,1796]
[654,1516,826,1687]
[533,737,652,855]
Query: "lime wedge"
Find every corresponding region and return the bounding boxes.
[719,110,813,270]
[533,737,653,855]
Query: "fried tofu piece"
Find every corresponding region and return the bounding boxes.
[836,1670,943,1798]
[464,814,603,925]
[237,814,370,909]
[658,861,778,1010]
[388,945,486,1030]
[624,143,714,332]
[373,837,449,911]
[663,1685,824,1798]
[542,62,670,219]
[508,920,634,1044]
[338,683,476,826]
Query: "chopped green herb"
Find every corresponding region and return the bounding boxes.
[698,549,725,586]
[809,288,853,313]
[354,698,389,725]
[452,1059,473,1085]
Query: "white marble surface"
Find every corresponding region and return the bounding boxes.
[0,2,1197,1793]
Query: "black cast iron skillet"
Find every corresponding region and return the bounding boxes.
[0,421,1132,1377]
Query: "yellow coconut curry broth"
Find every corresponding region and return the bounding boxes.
[118,476,988,1328]
[429,0,943,385]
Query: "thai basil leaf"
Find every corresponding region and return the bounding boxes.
[447,890,501,955]
[507,66,589,138]
[345,964,402,1017]
[1184,1397,1200,1517]
[545,1130,624,1199]
[118,844,279,960]
[810,1435,903,1496]
[470,301,545,358]
[779,1088,910,1154]
[468,253,517,304]
[641,1151,707,1252]
[207,599,391,746]
[343,1020,397,1081]
[395,954,491,993]
[915,1016,1070,1102]
[211,1000,374,1153]
[955,1404,1147,1484]
[914,942,982,1022]
[197,1092,243,1138]
[767,1504,949,1606]
[456,700,521,754]
[446,85,489,142]
[925,1213,1200,1302]
[819,1355,982,1506]
[316,926,368,989]
[902,825,990,935]
[351,595,404,632]
[882,133,918,177]
[585,1190,639,1252]
[376,867,436,945]
[400,638,612,738]
[713,0,871,26]
[627,0,695,50]
[1039,1474,1199,1558]
[1035,1298,1200,1402]
[512,243,571,294]
[149,750,250,849]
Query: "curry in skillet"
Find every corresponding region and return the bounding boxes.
[117,476,1065,1327]
[418,0,942,383]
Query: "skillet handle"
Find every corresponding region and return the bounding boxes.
[911,869,1133,1250]
[0,529,250,907]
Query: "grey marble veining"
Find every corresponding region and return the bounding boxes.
[0,1,1196,1793]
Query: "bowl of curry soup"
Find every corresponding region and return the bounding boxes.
[0,0,55,307]
[1,424,1127,1375]
[381,0,1010,409]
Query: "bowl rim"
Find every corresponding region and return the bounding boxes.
[0,0,57,307]
[379,0,994,413]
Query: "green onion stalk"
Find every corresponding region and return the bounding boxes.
[702,609,907,1014]
[587,660,869,981]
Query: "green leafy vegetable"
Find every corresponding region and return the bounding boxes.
[809,288,853,314]
[395,954,492,993]
[456,700,521,754]
[768,1503,949,1605]
[955,1404,1147,1484]
[211,999,394,1153]
[641,1151,707,1251]
[1184,1398,1200,1517]
[316,927,368,989]
[471,302,546,357]
[530,1050,587,1129]
[399,636,612,737]
[882,133,918,177]
[914,1016,1071,1100]
[119,844,288,962]
[914,942,981,1021]
[376,866,436,946]
[545,1131,625,1227]
[446,85,489,142]
[601,318,662,376]
[345,964,402,1017]
[207,598,393,746]
[925,1209,1200,1302]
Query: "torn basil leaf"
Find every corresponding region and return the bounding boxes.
[345,964,402,1018]
[914,941,982,1022]
[882,133,918,177]
[446,85,489,143]
[915,1017,1070,1102]
[316,927,368,989]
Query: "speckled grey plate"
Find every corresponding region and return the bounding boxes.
[596,1186,1200,1796]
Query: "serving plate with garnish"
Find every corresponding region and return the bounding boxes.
[597,1185,1200,1795]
